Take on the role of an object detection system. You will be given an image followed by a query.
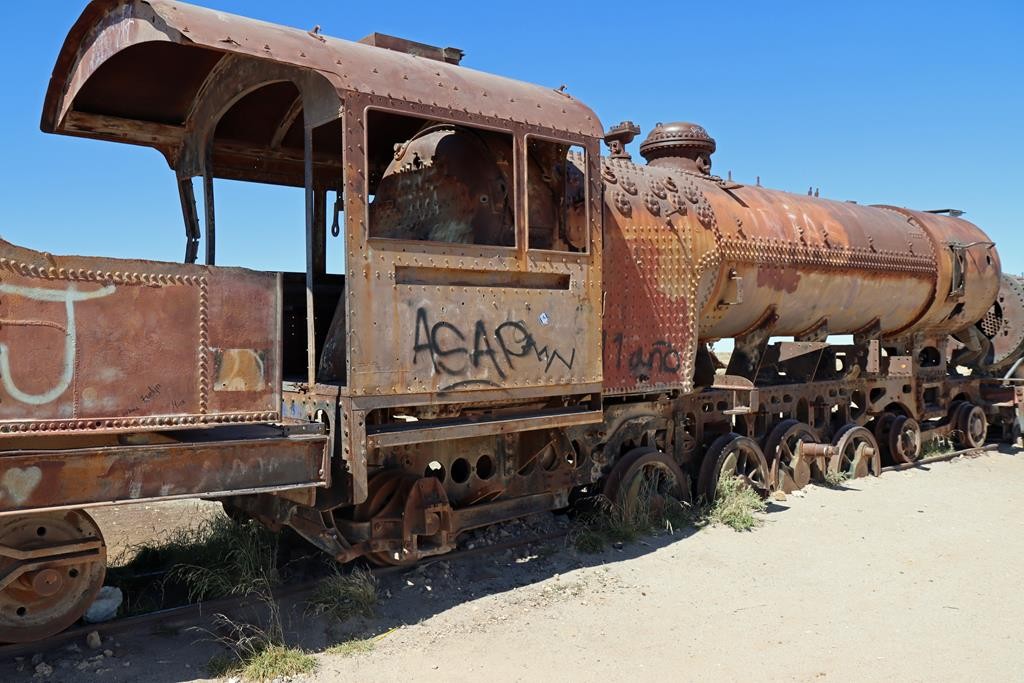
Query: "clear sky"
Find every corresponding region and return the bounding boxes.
[0,1,1020,275]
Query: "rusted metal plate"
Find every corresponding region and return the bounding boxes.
[341,95,605,401]
[355,281,598,395]
[0,239,280,434]
[0,433,327,514]
[977,275,1024,372]
[601,157,698,395]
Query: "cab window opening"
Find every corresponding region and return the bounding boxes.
[183,77,347,385]
[525,137,588,253]
[365,109,516,248]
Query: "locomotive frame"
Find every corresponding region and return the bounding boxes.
[0,0,1019,642]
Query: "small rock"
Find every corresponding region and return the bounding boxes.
[34,662,53,676]
[772,490,788,502]
[612,541,624,550]
[86,631,102,649]
[103,649,113,657]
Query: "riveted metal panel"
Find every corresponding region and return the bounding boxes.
[342,96,603,401]
[601,157,698,395]
[0,239,281,435]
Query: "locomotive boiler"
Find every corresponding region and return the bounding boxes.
[0,0,1018,643]
[600,121,1001,393]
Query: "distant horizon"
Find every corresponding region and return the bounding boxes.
[1,1,1020,277]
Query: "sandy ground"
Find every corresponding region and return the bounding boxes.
[6,449,1023,682]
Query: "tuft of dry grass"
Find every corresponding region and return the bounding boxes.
[325,637,376,658]
[208,641,317,681]
[708,475,766,531]
[921,435,956,459]
[306,567,379,622]
[823,470,850,488]
[572,485,694,553]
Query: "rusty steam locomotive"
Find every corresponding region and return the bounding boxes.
[0,0,1020,643]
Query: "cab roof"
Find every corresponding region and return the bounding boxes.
[42,0,603,161]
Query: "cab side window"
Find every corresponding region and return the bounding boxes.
[526,138,587,253]
[367,110,516,248]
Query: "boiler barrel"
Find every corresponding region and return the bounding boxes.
[694,186,1000,342]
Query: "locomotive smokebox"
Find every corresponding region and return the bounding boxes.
[639,122,716,175]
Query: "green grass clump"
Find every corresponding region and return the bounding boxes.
[326,638,376,658]
[823,470,850,488]
[107,513,279,615]
[167,516,280,603]
[306,567,379,622]
[920,435,955,459]
[708,475,766,531]
[208,643,317,681]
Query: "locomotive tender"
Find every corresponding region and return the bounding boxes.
[0,0,1020,642]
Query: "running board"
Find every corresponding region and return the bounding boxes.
[366,408,602,448]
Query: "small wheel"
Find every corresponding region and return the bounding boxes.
[763,419,818,493]
[0,510,107,643]
[605,448,691,520]
[698,433,770,502]
[888,416,922,464]
[955,404,988,448]
[872,413,897,464]
[829,424,881,478]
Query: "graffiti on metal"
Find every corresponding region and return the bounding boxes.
[412,307,576,390]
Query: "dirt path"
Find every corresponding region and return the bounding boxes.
[7,450,1023,682]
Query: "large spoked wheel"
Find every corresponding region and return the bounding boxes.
[763,419,819,493]
[604,447,691,520]
[955,403,988,448]
[0,510,106,643]
[698,433,770,502]
[828,424,881,479]
[888,416,921,464]
[346,470,420,567]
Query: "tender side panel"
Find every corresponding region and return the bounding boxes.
[0,240,281,433]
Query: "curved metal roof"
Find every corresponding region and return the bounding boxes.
[42,0,603,145]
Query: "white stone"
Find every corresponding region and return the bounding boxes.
[84,586,123,623]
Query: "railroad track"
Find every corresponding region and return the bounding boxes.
[0,442,1004,660]
[0,530,570,661]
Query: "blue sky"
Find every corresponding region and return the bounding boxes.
[0,1,1021,274]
